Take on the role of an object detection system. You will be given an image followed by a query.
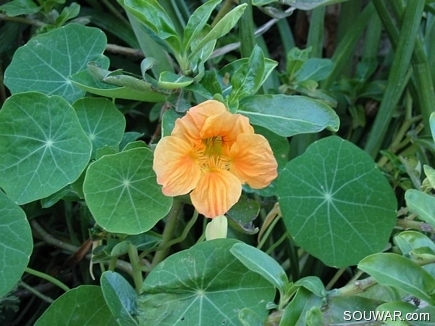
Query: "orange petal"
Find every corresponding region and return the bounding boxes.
[153,136,201,196]
[172,100,227,142]
[229,134,278,189]
[190,169,241,218]
[200,111,254,145]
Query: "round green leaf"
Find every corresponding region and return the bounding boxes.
[4,24,108,103]
[0,92,92,204]
[73,98,126,158]
[101,271,138,326]
[0,191,32,297]
[138,239,275,325]
[278,136,397,267]
[83,147,172,234]
[34,286,117,326]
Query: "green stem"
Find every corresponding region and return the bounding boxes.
[128,243,144,294]
[365,0,426,157]
[108,257,118,271]
[101,0,129,26]
[151,201,184,268]
[397,218,434,233]
[325,268,346,290]
[151,210,199,253]
[25,267,70,292]
[266,231,288,255]
[20,281,54,304]
[0,13,45,27]
[257,215,281,250]
[333,276,376,296]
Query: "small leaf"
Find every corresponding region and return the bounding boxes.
[138,239,275,325]
[294,276,325,298]
[394,231,435,256]
[101,271,138,326]
[4,24,108,103]
[280,287,323,326]
[226,195,260,234]
[34,286,117,326]
[123,141,147,152]
[238,94,339,137]
[70,70,166,102]
[190,4,247,58]
[73,98,126,158]
[56,2,80,26]
[278,136,397,267]
[358,253,435,305]
[0,191,32,297]
[0,0,40,16]
[423,165,435,189]
[229,45,267,108]
[0,92,91,204]
[230,242,288,295]
[158,71,194,89]
[405,189,435,228]
[83,147,172,234]
[183,0,221,51]
[295,58,333,82]
[123,0,181,55]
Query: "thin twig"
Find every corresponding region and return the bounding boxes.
[0,13,45,27]
[105,43,144,58]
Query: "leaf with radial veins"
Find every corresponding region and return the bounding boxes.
[138,239,275,325]
[83,147,172,234]
[278,136,397,267]
[0,191,33,297]
[0,92,92,204]
[34,286,117,326]
[4,24,108,103]
[73,98,126,158]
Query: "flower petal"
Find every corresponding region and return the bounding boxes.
[190,169,241,218]
[172,100,227,142]
[200,111,253,144]
[153,136,201,196]
[229,134,278,189]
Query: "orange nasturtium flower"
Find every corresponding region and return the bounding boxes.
[153,100,278,218]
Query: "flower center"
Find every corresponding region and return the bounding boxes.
[197,136,229,171]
